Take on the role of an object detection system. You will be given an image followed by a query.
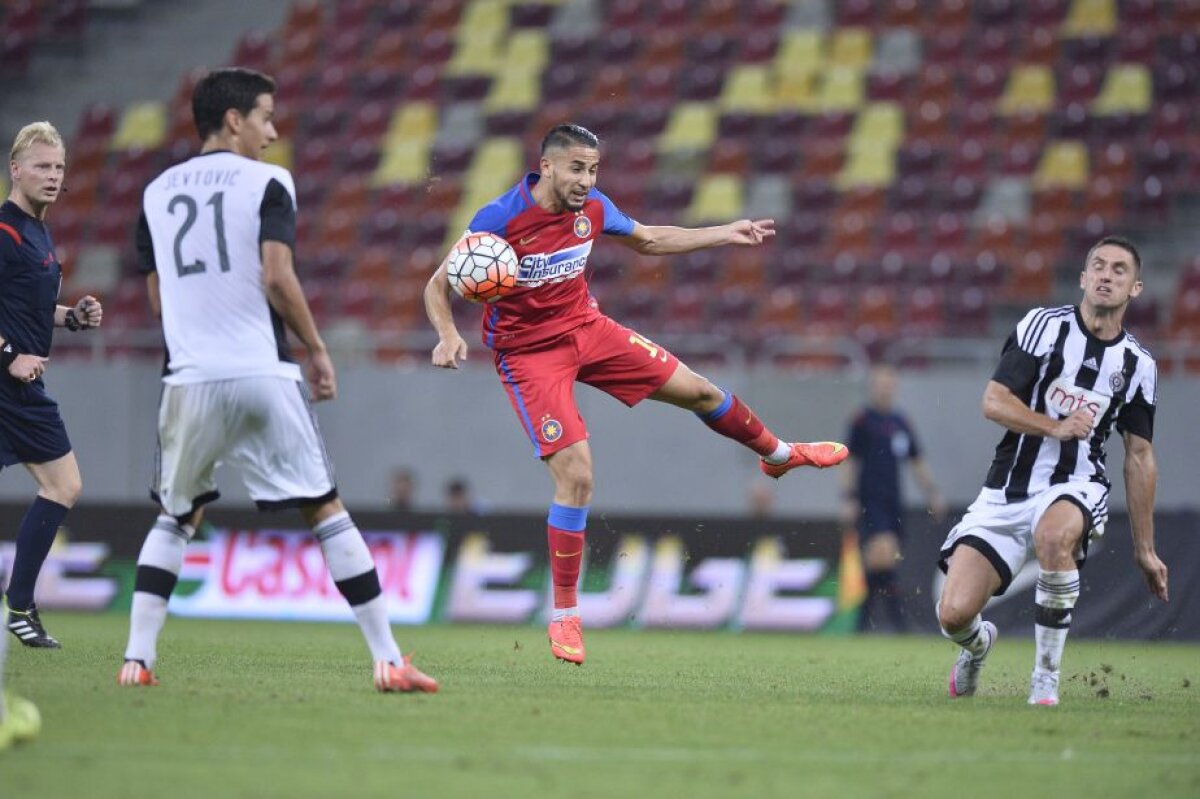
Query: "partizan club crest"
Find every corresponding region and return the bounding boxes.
[1109,371,1126,394]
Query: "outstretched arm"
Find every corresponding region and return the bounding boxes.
[424,249,468,370]
[1124,431,1168,602]
[616,219,775,256]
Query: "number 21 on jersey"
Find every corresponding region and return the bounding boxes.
[168,191,230,277]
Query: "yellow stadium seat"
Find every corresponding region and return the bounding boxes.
[446,0,509,75]
[1033,141,1089,190]
[685,174,744,224]
[720,65,774,113]
[836,145,895,190]
[109,102,166,151]
[774,68,818,112]
[1061,0,1116,37]
[262,138,293,171]
[849,103,904,150]
[505,29,548,72]
[385,103,438,144]
[775,30,824,74]
[817,67,864,112]
[658,103,718,153]
[484,68,540,112]
[829,28,872,69]
[445,31,504,76]
[372,140,432,186]
[1091,64,1152,116]
[467,138,523,185]
[996,65,1056,115]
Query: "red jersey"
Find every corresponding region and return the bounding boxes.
[466,172,637,351]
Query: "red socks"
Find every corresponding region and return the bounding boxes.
[697,392,780,457]
[548,527,585,608]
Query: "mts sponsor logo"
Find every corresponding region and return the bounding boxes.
[1046,376,1111,420]
[170,529,444,623]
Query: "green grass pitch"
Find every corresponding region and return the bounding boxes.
[3,613,1198,798]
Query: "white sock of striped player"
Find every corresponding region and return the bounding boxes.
[1034,569,1080,675]
[125,516,190,669]
[941,611,991,657]
[314,512,402,665]
[0,603,8,720]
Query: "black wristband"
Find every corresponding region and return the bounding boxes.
[64,309,82,331]
[0,342,16,370]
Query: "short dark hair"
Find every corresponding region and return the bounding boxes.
[540,123,599,155]
[192,67,276,141]
[1088,235,1142,273]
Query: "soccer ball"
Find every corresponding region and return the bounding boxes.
[446,232,519,303]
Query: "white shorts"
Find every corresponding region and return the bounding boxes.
[938,482,1109,595]
[151,377,336,517]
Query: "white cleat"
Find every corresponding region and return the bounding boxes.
[948,621,997,698]
[1028,670,1060,706]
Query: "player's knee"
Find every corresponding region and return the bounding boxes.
[1033,526,1075,563]
[937,596,974,632]
[47,475,82,508]
[689,378,725,413]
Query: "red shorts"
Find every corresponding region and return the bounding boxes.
[493,315,680,457]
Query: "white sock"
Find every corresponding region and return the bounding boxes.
[941,612,991,657]
[125,517,188,668]
[1034,568,1079,674]
[315,512,402,664]
[0,606,8,720]
[551,606,579,622]
[763,440,792,465]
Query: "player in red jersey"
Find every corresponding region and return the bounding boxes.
[424,124,848,664]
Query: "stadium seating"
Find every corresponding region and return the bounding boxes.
[49,0,1200,366]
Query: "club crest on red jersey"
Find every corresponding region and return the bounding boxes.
[540,416,563,442]
[573,214,592,238]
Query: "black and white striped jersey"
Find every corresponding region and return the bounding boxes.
[983,304,1157,503]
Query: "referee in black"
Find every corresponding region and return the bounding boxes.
[1,121,103,648]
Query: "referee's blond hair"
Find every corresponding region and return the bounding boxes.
[10,121,64,162]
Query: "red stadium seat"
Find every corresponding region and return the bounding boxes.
[904,287,946,336]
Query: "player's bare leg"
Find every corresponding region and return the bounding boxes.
[1028,501,1087,706]
[6,454,80,649]
[301,499,436,693]
[938,547,1002,697]
[544,441,592,664]
[648,362,848,475]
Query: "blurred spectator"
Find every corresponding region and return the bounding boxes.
[444,476,488,515]
[841,364,946,632]
[746,480,776,519]
[389,467,416,511]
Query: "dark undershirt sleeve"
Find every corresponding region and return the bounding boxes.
[135,210,156,274]
[259,178,296,248]
[1116,388,1155,442]
[991,332,1040,394]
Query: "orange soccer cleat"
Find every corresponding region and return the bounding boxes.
[375,656,439,694]
[547,616,585,665]
[117,659,159,687]
[759,441,849,478]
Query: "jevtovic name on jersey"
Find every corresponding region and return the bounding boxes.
[984,304,1157,503]
[137,151,300,385]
